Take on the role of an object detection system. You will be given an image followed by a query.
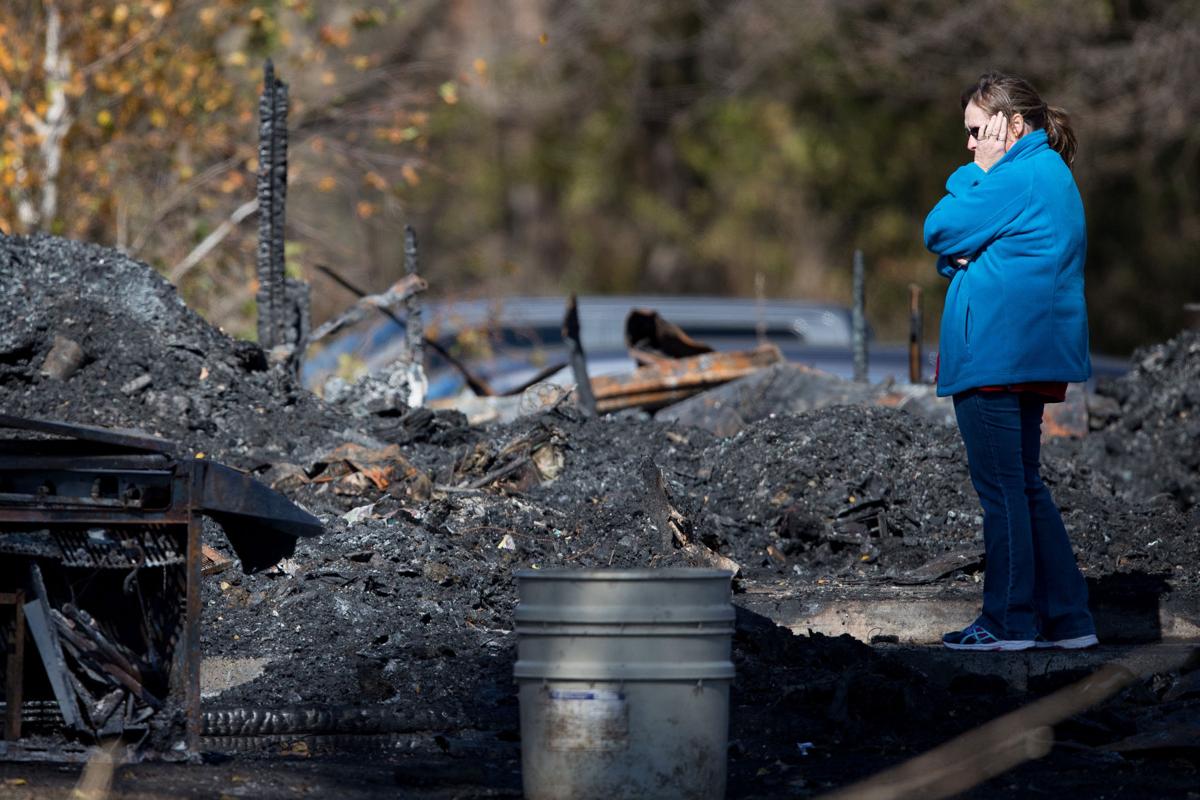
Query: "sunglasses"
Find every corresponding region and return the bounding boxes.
[965,126,981,139]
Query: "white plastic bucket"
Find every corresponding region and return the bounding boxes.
[514,568,735,800]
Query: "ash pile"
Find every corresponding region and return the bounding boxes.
[0,235,350,468]
[3,234,1199,787]
[1081,329,1200,511]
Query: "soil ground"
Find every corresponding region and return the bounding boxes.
[1,234,1198,798]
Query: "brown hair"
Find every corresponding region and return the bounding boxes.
[961,71,1076,166]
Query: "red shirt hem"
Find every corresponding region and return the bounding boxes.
[977,382,1068,402]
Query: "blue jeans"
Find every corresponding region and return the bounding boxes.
[952,390,1095,641]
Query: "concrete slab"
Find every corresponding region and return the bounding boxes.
[870,643,1198,692]
[738,581,1200,645]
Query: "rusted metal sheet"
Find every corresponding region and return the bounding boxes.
[0,415,322,762]
[193,459,322,571]
[591,345,783,413]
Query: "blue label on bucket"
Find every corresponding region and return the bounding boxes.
[549,690,625,702]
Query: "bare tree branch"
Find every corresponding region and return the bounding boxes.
[168,199,258,283]
[128,155,244,256]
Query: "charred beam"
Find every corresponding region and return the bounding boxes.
[50,610,161,712]
[590,345,783,413]
[909,283,923,384]
[403,225,425,370]
[256,59,290,353]
[640,458,677,554]
[563,294,597,416]
[2,590,25,741]
[61,605,144,686]
[23,565,84,733]
[852,249,868,383]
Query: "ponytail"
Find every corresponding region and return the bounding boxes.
[1043,105,1076,167]
[964,72,1078,168]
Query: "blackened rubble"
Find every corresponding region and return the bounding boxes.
[0,234,350,468]
[4,235,1200,796]
[196,398,1197,708]
[1081,329,1200,511]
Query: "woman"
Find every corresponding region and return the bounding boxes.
[924,72,1098,651]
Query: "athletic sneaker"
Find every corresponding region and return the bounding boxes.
[942,623,1035,651]
[1034,633,1099,650]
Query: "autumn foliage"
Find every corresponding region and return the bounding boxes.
[0,0,434,338]
[0,1,1196,352]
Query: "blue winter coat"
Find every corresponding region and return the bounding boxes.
[923,129,1091,397]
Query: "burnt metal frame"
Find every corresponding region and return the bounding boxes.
[0,452,199,753]
[0,414,321,759]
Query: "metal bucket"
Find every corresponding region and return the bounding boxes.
[514,568,735,800]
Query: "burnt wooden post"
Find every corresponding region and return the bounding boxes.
[640,458,677,554]
[182,507,203,752]
[852,249,868,383]
[563,294,597,416]
[403,225,424,368]
[255,59,290,354]
[909,283,923,383]
[3,590,24,740]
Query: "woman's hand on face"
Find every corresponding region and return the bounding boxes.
[973,111,1008,172]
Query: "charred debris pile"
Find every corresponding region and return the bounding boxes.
[0,235,351,469]
[1082,330,1200,511]
[2,234,1199,781]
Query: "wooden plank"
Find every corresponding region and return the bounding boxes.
[590,345,783,412]
[201,543,233,576]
